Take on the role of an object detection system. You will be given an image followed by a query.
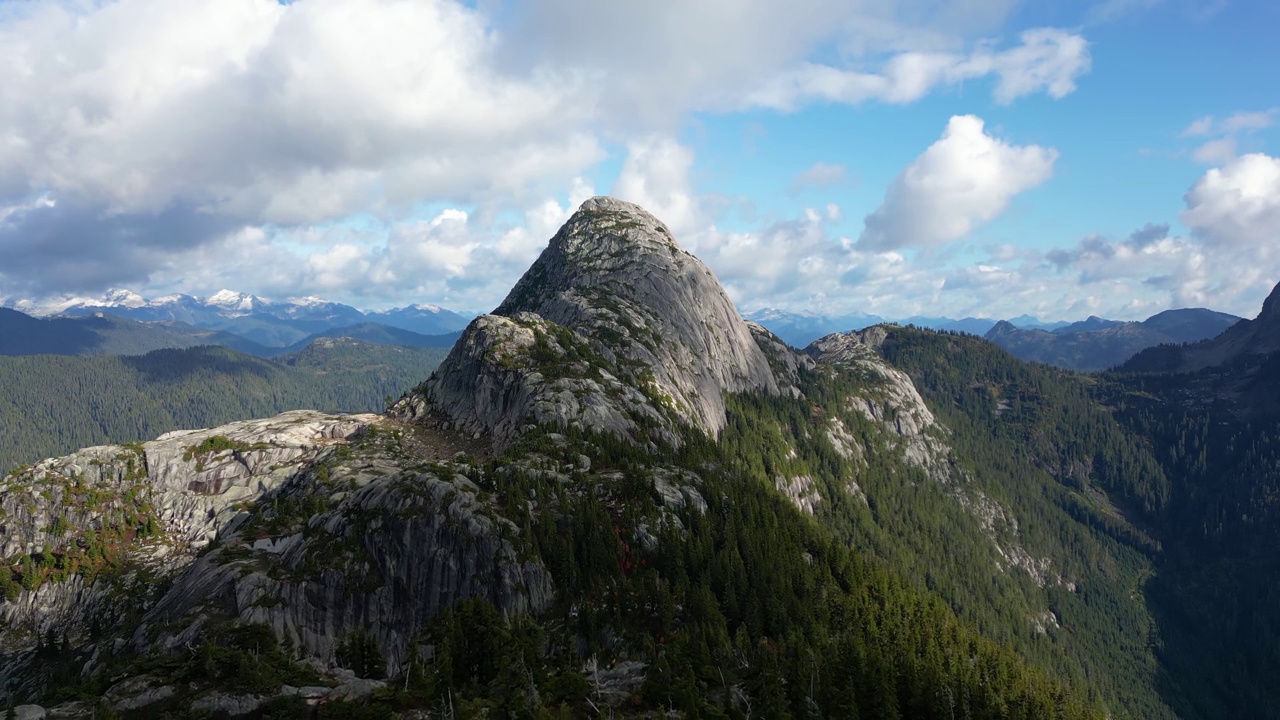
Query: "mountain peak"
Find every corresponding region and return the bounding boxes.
[101,288,147,308]
[407,197,785,448]
[495,197,682,316]
[206,289,261,310]
[1258,280,1280,323]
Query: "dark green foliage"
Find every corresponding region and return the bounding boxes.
[0,342,446,473]
[37,621,320,708]
[336,629,386,680]
[1100,357,1280,719]
[260,695,309,720]
[850,328,1174,716]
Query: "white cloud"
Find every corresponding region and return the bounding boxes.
[744,29,1090,110]
[1183,109,1275,165]
[0,0,599,222]
[611,136,701,237]
[0,0,1095,308]
[1028,156,1280,318]
[1182,110,1276,138]
[1182,115,1216,137]
[0,195,55,225]
[1182,153,1280,250]
[1220,110,1277,134]
[135,184,597,312]
[859,115,1057,250]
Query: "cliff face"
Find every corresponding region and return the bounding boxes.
[0,411,374,646]
[135,452,553,678]
[0,410,551,703]
[410,197,783,449]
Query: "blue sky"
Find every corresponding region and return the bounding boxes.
[0,0,1276,321]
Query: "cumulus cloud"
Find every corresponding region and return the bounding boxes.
[138,181,597,311]
[1034,155,1280,317]
[1182,153,1280,250]
[0,0,598,221]
[611,137,702,238]
[859,115,1057,250]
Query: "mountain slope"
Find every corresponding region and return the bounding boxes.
[412,196,783,449]
[717,325,1176,717]
[1103,283,1280,718]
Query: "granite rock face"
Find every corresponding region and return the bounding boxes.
[0,411,552,701]
[135,459,552,677]
[409,197,782,449]
[0,411,377,651]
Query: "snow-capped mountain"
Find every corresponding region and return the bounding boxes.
[205,289,267,314]
[5,289,472,348]
[367,304,471,336]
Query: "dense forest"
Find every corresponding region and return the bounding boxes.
[1099,355,1280,719]
[0,340,445,473]
[719,328,1176,718]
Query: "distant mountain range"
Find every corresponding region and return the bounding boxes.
[745,309,1070,348]
[986,308,1243,371]
[5,288,472,347]
[0,307,460,358]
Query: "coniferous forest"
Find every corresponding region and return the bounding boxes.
[0,341,446,474]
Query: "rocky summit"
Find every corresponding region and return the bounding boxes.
[401,196,785,450]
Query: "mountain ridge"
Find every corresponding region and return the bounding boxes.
[986,307,1241,371]
[7,290,472,347]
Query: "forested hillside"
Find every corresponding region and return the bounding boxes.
[1101,361,1280,718]
[718,326,1176,717]
[0,340,446,473]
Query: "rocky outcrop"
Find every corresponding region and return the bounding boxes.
[400,312,662,449]
[0,411,378,653]
[807,329,950,474]
[1,412,556,703]
[410,197,782,449]
[137,459,553,677]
